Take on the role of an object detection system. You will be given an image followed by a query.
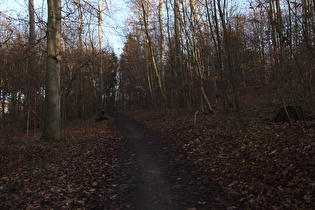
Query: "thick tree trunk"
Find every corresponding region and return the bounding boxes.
[41,0,62,141]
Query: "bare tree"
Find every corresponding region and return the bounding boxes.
[140,0,168,111]
[187,0,213,112]
[98,0,106,115]
[217,0,240,114]
[26,0,36,135]
[174,0,185,108]
[158,0,165,91]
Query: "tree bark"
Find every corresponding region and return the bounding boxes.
[98,0,106,115]
[41,0,62,141]
[174,0,185,108]
[27,0,36,135]
[210,0,228,113]
[218,0,240,114]
[189,0,213,112]
[158,0,165,91]
[141,1,168,111]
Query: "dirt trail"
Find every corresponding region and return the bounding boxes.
[111,114,233,210]
[114,114,186,209]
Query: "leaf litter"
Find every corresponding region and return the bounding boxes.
[1,87,314,209]
[0,118,122,209]
[123,86,314,209]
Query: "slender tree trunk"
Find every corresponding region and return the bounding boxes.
[211,0,227,113]
[218,0,240,113]
[41,0,62,141]
[189,0,213,112]
[145,50,154,104]
[98,0,105,115]
[76,0,84,119]
[158,0,165,91]
[27,0,36,135]
[141,1,168,111]
[174,0,185,108]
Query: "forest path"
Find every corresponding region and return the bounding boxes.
[114,114,187,209]
[111,114,232,210]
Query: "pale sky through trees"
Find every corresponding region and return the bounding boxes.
[1,0,248,55]
[0,0,129,54]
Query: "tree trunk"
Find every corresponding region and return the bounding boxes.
[174,0,185,108]
[41,0,62,141]
[210,0,228,113]
[27,0,36,135]
[158,0,165,91]
[98,0,106,116]
[189,0,213,112]
[76,0,86,119]
[141,1,168,111]
[218,0,240,114]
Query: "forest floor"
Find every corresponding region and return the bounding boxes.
[122,86,314,209]
[0,119,122,209]
[0,85,314,209]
